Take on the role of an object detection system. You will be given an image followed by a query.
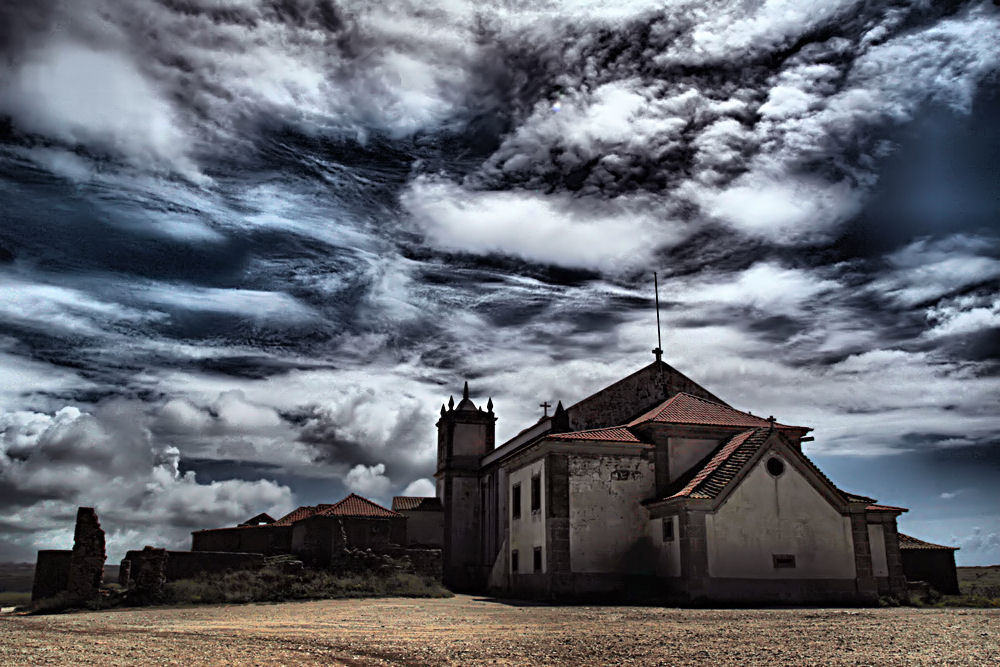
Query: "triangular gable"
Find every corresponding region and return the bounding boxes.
[317,493,400,518]
[709,430,850,512]
[654,428,849,513]
[565,360,728,432]
[238,512,275,527]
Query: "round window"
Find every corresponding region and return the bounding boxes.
[766,457,785,477]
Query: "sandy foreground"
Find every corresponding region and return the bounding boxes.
[1,595,997,666]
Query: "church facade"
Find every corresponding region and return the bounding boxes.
[422,357,909,603]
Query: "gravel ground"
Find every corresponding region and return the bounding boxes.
[1,595,997,665]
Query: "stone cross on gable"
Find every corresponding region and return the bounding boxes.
[540,401,551,417]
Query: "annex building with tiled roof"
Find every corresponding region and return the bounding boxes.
[190,494,406,565]
[421,354,933,603]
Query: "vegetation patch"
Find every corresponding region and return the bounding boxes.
[909,566,1000,608]
[163,567,451,606]
[0,591,31,608]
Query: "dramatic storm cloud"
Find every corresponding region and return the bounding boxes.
[0,0,998,563]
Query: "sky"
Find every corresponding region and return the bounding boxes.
[0,0,997,565]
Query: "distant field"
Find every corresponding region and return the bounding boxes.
[959,565,1000,598]
[0,562,119,593]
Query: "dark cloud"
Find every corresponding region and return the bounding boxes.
[0,0,997,563]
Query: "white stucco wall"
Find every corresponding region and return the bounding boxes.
[646,516,681,577]
[868,524,888,577]
[706,454,856,579]
[569,454,655,574]
[508,459,546,574]
[668,438,718,483]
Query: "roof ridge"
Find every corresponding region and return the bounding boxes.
[319,493,400,517]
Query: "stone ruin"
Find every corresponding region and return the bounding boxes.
[67,507,106,600]
[31,507,106,605]
[124,546,169,604]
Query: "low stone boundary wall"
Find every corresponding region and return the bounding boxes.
[385,547,443,579]
[31,550,73,602]
[122,549,265,585]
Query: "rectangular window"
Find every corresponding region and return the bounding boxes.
[512,483,521,520]
[773,554,796,569]
[530,474,541,513]
[662,517,674,542]
[511,549,519,573]
[533,546,542,572]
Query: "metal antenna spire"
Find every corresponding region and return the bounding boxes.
[652,272,663,363]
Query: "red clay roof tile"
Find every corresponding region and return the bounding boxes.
[392,496,442,512]
[866,503,908,513]
[898,533,957,550]
[316,493,400,518]
[629,392,804,430]
[549,426,645,443]
[270,506,322,526]
[665,429,766,500]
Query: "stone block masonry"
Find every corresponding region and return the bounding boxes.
[30,507,107,605]
[31,550,72,602]
[66,507,106,602]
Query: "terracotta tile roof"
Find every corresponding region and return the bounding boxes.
[549,426,645,443]
[270,505,332,526]
[392,496,443,512]
[316,493,400,518]
[898,533,958,550]
[866,503,908,513]
[665,428,768,500]
[844,492,878,504]
[628,392,805,430]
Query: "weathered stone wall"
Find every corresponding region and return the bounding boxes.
[399,509,444,547]
[123,549,265,583]
[191,525,293,554]
[66,507,106,602]
[567,362,725,432]
[31,550,72,602]
[568,454,655,575]
[129,547,168,602]
[900,549,960,595]
[385,547,443,578]
[291,516,406,567]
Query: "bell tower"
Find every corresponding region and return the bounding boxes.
[435,381,495,591]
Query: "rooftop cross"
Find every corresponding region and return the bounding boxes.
[540,401,552,417]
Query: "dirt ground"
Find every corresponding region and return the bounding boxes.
[1,595,997,666]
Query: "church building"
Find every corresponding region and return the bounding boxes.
[413,353,910,603]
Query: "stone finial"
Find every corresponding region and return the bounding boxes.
[448,395,454,410]
[440,404,446,417]
[487,397,493,413]
[551,400,569,434]
[463,381,470,400]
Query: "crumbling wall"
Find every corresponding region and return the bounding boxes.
[123,549,265,583]
[385,547,443,579]
[31,550,72,602]
[66,507,106,602]
[191,525,293,554]
[129,547,168,603]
